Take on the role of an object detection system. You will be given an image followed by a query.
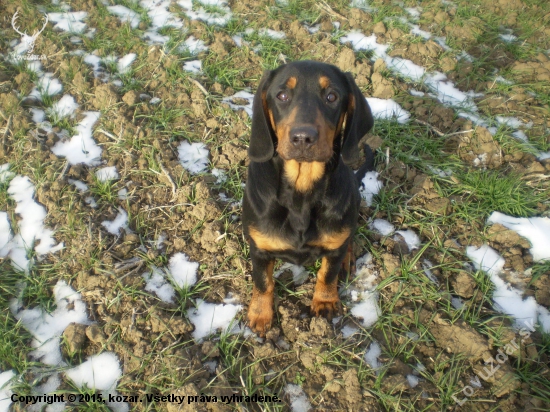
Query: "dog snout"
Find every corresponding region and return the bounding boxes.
[290,126,319,150]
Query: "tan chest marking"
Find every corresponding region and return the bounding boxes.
[249,226,293,251]
[283,160,325,193]
[308,228,351,250]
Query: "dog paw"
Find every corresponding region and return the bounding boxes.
[248,296,273,337]
[310,297,341,321]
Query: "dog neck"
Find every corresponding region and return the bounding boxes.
[282,160,325,193]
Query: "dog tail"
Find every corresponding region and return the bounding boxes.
[354,144,375,185]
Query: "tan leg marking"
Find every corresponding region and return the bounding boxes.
[248,261,275,337]
[311,257,341,320]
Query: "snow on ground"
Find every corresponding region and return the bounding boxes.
[394,230,421,251]
[101,208,129,235]
[407,374,420,388]
[187,299,242,341]
[340,17,548,160]
[211,168,227,184]
[95,166,119,181]
[487,212,550,262]
[368,218,421,252]
[284,384,312,412]
[28,73,63,100]
[359,171,384,206]
[422,259,439,285]
[178,0,232,26]
[48,11,88,33]
[340,324,359,337]
[140,0,184,44]
[0,370,16,412]
[222,90,255,117]
[178,141,210,174]
[83,52,137,81]
[27,374,65,412]
[274,262,309,285]
[107,5,141,29]
[9,280,89,366]
[369,218,395,236]
[466,244,550,332]
[48,94,79,119]
[349,253,381,327]
[364,340,383,372]
[0,164,14,183]
[366,97,411,123]
[183,59,202,73]
[65,352,122,390]
[2,174,64,272]
[117,53,137,74]
[143,266,176,303]
[51,111,102,165]
[182,36,208,54]
[168,252,199,288]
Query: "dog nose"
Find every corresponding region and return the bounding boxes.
[290,126,318,148]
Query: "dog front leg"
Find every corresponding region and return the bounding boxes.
[248,255,275,337]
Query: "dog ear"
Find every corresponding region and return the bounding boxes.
[342,72,374,165]
[249,69,279,163]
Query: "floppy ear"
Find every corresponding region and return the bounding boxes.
[249,69,278,163]
[342,72,374,165]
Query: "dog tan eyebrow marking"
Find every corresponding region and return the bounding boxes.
[286,76,297,89]
[319,75,330,89]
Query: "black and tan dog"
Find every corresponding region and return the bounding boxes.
[242,60,374,336]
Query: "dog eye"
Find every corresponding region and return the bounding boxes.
[277,91,290,102]
[326,92,337,103]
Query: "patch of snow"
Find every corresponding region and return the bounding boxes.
[369,218,395,236]
[183,60,202,73]
[222,90,254,117]
[168,252,199,288]
[95,166,119,182]
[143,266,175,303]
[177,0,232,26]
[48,94,78,119]
[107,5,140,29]
[65,352,122,390]
[10,281,88,366]
[466,244,548,332]
[101,208,129,235]
[51,111,102,165]
[487,212,550,262]
[274,262,309,285]
[29,73,63,100]
[178,141,209,174]
[359,171,384,206]
[407,374,420,388]
[394,229,421,251]
[3,175,64,272]
[48,11,88,33]
[366,97,411,123]
[0,370,16,412]
[364,341,382,371]
[349,253,381,327]
[284,384,311,412]
[187,299,242,341]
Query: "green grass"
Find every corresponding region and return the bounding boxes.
[446,169,544,218]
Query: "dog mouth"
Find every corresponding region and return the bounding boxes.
[279,151,330,163]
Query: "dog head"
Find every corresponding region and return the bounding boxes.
[249,60,374,164]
